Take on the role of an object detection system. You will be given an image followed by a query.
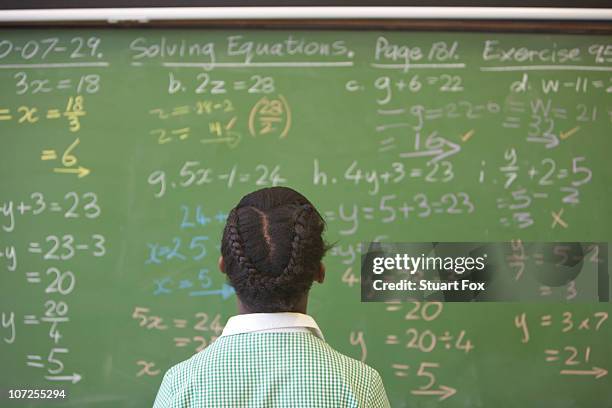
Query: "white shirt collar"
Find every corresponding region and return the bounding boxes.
[220,312,324,341]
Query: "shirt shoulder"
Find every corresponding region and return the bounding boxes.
[309,336,390,407]
[317,338,386,387]
[162,336,226,377]
[152,339,225,406]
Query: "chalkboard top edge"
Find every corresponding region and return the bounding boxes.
[0,6,611,32]
[1,18,612,34]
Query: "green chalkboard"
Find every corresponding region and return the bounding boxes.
[0,28,611,407]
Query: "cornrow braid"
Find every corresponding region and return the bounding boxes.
[225,208,258,279]
[281,204,312,278]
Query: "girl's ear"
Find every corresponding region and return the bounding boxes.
[218,256,226,274]
[314,262,325,284]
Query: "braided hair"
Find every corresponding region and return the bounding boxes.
[221,187,328,312]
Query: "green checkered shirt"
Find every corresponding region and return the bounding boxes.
[153,332,390,407]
